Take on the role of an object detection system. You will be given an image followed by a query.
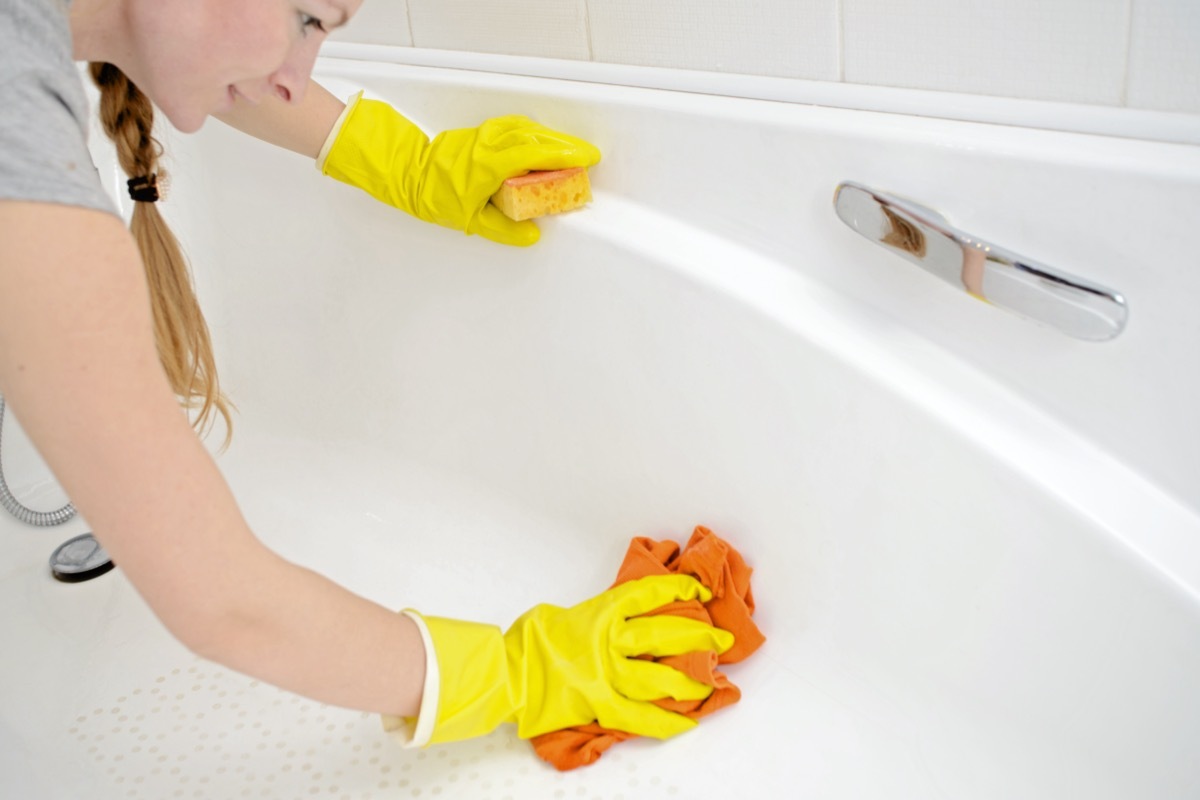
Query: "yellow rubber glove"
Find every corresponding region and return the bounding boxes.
[384,575,735,747]
[318,92,601,247]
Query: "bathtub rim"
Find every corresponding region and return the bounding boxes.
[320,42,1200,147]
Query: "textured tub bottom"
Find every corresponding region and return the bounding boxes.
[70,656,687,800]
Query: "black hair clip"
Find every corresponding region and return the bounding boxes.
[127,174,159,203]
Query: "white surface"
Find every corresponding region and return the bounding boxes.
[3,59,1200,798]
[407,0,591,61]
[1128,0,1200,113]
[843,0,1129,104]
[330,0,413,48]
[307,56,1200,511]
[320,43,1200,146]
[586,0,838,79]
[328,0,1200,114]
[324,0,1200,115]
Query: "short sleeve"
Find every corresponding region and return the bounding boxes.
[0,69,117,215]
[0,0,117,216]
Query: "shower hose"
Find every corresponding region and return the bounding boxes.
[0,394,77,526]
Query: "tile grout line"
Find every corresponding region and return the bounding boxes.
[837,0,846,83]
[1120,0,1136,107]
[583,0,595,62]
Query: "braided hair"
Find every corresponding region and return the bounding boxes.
[88,63,232,446]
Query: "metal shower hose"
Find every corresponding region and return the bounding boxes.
[0,394,77,526]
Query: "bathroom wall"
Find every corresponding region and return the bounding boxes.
[333,0,1199,116]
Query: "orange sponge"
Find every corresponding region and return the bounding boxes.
[490,167,592,221]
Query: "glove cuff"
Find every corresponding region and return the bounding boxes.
[380,610,440,748]
[388,612,516,746]
[315,91,364,172]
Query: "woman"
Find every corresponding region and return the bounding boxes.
[0,0,733,749]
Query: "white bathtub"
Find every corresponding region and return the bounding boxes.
[3,51,1200,799]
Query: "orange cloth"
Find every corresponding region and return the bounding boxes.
[530,526,765,770]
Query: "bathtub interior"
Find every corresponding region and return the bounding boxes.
[2,58,1200,799]
[168,59,1200,516]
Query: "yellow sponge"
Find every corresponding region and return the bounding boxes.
[490,167,592,221]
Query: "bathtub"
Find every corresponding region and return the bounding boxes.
[3,49,1200,799]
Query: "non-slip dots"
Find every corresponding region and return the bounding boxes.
[71,656,683,800]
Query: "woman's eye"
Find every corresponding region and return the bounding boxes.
[299,13,327,36]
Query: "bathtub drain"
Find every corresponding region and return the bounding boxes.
[1,394,114,582]
[50,532,115,582]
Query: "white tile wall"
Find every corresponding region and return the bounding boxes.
[1128,0,1200,112]
[408,0,590,61]
[331,0,1200,115]
[587,0,838,81]
[843,0,1129,105]
[332,0,412,47]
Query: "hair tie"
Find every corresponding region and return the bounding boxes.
[127,174,159,203]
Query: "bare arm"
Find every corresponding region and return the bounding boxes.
[216,79,347,159]
[0,201,424,716]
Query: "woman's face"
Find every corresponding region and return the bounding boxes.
[126,0,363,132]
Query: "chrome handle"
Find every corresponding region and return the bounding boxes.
[833,181,1128,342]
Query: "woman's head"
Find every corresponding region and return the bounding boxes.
[77,0,362,132]
[75,1,362,443]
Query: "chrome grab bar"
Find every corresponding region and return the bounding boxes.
[833,181,1128,341]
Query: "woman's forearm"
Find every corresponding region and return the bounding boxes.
[216,79,346,160]
[189,545,426,717]
[0,201,424,717]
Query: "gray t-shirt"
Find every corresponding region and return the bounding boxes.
[0,0,116,215]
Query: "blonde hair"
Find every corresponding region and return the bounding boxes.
[88,62,232,446]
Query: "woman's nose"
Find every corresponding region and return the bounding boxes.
[268,68,303,104]
[268,40,322,104]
